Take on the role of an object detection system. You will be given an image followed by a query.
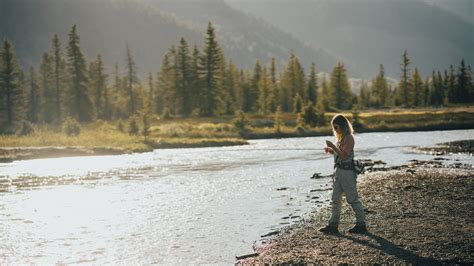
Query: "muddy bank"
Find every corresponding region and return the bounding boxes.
[0,146,127,163]
[0,139,248,163]
[412,139,474,156]
[237,157,473,264]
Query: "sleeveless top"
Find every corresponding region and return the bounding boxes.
[333,137,355,164]
[334,150,355,164]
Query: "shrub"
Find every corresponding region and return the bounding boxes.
[232,110,250,133]
[141,113,150,139]
[116,120,125,133]
[301,103,318,127]
[17,121,34,136]
[161,107,172,120]
[190,108,201,118]
[274,106,283,133]
[293,94,303,113]
[128,118,140,135]
[63,117,81,136]
[315,102,326,127]
[295,112,307,134]
[352,112,363,130]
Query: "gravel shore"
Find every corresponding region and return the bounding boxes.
[237,152,473,264]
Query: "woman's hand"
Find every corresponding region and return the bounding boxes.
[325,140,336,149]
[324,147,333,154]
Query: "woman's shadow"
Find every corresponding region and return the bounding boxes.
[337,231,440,264]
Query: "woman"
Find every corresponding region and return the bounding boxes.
[319,114,367,234]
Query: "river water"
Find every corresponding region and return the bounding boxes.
[0,129,473,264]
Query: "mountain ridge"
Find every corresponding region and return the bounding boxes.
[0,0,342,78]
[225,0,473,78]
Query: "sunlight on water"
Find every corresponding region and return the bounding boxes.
[0,129,473,264]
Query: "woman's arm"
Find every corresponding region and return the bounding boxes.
[326,135,354,160]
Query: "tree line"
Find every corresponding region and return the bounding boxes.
[1,22,473,134]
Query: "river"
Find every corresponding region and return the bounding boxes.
[0,129,473,264]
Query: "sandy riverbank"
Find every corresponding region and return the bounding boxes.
[237,143,473,264]
[0,139,248,163]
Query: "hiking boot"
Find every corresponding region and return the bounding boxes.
[319,225,339,234]
[348,224,367,234]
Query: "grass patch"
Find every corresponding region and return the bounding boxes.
[1,107,472,154]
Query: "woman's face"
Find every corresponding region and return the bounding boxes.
[333,123,341,134]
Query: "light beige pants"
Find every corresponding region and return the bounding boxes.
[328,168,366,227]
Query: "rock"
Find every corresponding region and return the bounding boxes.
[311,173,322,179]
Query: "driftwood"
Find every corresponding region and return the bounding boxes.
[236,253,259,260]
[261,230,280,238]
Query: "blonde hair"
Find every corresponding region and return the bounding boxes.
[331,114,353,143]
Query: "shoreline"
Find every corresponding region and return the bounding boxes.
[1,127,472,163]
[236,144,473,264]
[0,139,248,163]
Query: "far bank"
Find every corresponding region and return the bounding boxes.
[0,107,473,162]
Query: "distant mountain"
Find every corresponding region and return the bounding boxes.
[0,0,199,76]
[225,0,474,79]
[0,0,340,78]
[144,0,341,73]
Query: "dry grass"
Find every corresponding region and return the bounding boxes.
[1,106,472,149]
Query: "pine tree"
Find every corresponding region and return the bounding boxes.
[279,70,291,112]
[330,62,352,110]
[270,57,280,112]
[455,59,471,103]
[247,59,262,112]
[0,39,25,132]
[293,93,303,113]
[111,62,127,119]
[372,64,388,108]
[429,71,443,105]
[270,57,277,85]
[125,45,139,116]
[281,51,307,109]
[437,71,444,105]
[257,67,274,114]
[319,75,330,111]
[398,50,411,107]
[156,52,175,116]
[274,105,283,133]
[468,65,473,102]
[442,70,449,105]
[358,81,370,109]
[50,34,66,124]
[89,54,108,119]
[66,25,93,122]
[307,62,318,105]
[280,51,306,112]
[447,65,456,103]
[218,49,232,115]
[286,52,297,104]
[240,70,252,113]
[293,55,306,100]
[147,72,154,114]
[301,102,318,127]
[224,60,241,114]
[198,22,224,116]
[410,67,424,107]
[175,37,192,116]
[424,77,431,107]
[39,52,54,123]
[189,45,201,114]
[27,66,40,123]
